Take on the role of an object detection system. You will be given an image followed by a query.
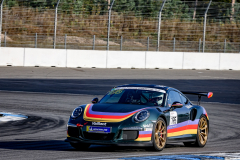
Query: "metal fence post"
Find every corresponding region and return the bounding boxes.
[4,31,6,47]
[93,35,95,50]
[64,34,67,49]
[173,37,175,52]
[53,0,61,49]
[147,37,149,51]
[203,0,212,53]
[157,0,166,51]
[199,38,201,52]
[224,39,226,53]
[0,0,5,47]
[107,0,115,51]
[35,33,37,48]
[120,36,122,51]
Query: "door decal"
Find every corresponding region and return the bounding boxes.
[170,111,177,125]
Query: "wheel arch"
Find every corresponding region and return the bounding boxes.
[200,113,210,133]
[159,114,167,127]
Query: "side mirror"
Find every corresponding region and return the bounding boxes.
[171,101,183,108]
[91,97,99,104]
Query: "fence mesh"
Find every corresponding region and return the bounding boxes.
[0,0,240,53]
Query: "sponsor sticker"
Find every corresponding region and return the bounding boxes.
[114,87,166,93]
[86,126,111,133]
[108,89,123,95]
[143,123,153,131]
[143,124,153,128]
[170,111,178,125]
[92,122,107,126]
[154,85,166,88]
[185,105,192,109]
[144,128,153,131]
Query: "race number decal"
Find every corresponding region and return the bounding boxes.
[170,111,178,125]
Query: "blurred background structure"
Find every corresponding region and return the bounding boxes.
[0,0,240,53]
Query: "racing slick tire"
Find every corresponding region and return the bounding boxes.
[70,143,91,150]
[183,115,208,147]
[149,117,167,151]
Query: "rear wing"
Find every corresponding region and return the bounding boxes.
[181,91,213,105]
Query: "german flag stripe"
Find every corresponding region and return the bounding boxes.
[138,134,152,138]
[83,104,152,122]
[168,124,198,133]
[167,129,198,137]
[135,137,151,141]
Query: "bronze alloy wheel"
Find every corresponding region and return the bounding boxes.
[184,115,209,147]
[198,116,208,146]
[152,118,167,151]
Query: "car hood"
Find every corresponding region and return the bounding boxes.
[83,103,153,122]
[90,103,150,113]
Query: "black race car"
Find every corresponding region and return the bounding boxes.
[65,84,212,151]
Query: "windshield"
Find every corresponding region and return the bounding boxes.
[99,87,166,106]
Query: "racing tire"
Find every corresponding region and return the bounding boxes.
[149,117,167,151]
[183,115,208,147]
[70,143,91,150]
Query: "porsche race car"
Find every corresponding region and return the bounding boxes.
[65,84,212,151]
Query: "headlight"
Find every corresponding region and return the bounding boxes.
[134,110,150,122]
[71,107,83,118]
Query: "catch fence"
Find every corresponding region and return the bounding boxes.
[0,0,240,53]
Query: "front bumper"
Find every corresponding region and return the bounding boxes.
[65,123,153,147]
[65,137,153,147]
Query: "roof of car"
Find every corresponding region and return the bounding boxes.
[116,84,172,91]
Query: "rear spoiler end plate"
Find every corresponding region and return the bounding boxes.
[181,91,213,105]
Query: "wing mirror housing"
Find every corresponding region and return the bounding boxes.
[91,97,99,104]
[171,101,183,108]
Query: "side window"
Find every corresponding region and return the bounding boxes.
[180,94,188,104]
[167,91,182,107]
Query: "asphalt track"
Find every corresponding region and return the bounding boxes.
[0,67,240,160]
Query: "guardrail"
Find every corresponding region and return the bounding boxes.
[0,0,240,53]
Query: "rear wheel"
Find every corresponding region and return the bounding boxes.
[150,117,167,151]
[70,143,91,150]
[184,115,208,147]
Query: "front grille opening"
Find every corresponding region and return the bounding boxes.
[116,130,122,139]
[68,127,79,138]
[122,131,138,140]
[83,132,115,140]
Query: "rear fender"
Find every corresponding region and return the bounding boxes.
[190,105,209,131]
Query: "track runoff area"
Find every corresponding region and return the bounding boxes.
[0,67,240,160]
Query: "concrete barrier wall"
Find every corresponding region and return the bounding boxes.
[67,50,107,68]
[219,53,240,70]
[107,51,146,68]
[0,47,24,66]
[24,48,67,67]
[183,52,220,70]
[146,52,184,69]
[0,47,239,70]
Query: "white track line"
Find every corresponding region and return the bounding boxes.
[61,151,240,160]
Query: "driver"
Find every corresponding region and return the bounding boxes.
[149,94,164,106]
[125,90,141,104]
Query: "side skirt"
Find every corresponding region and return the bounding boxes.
[167,134,196,143]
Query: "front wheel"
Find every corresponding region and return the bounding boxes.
[70,143,91,150]
[151,117,167,151]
